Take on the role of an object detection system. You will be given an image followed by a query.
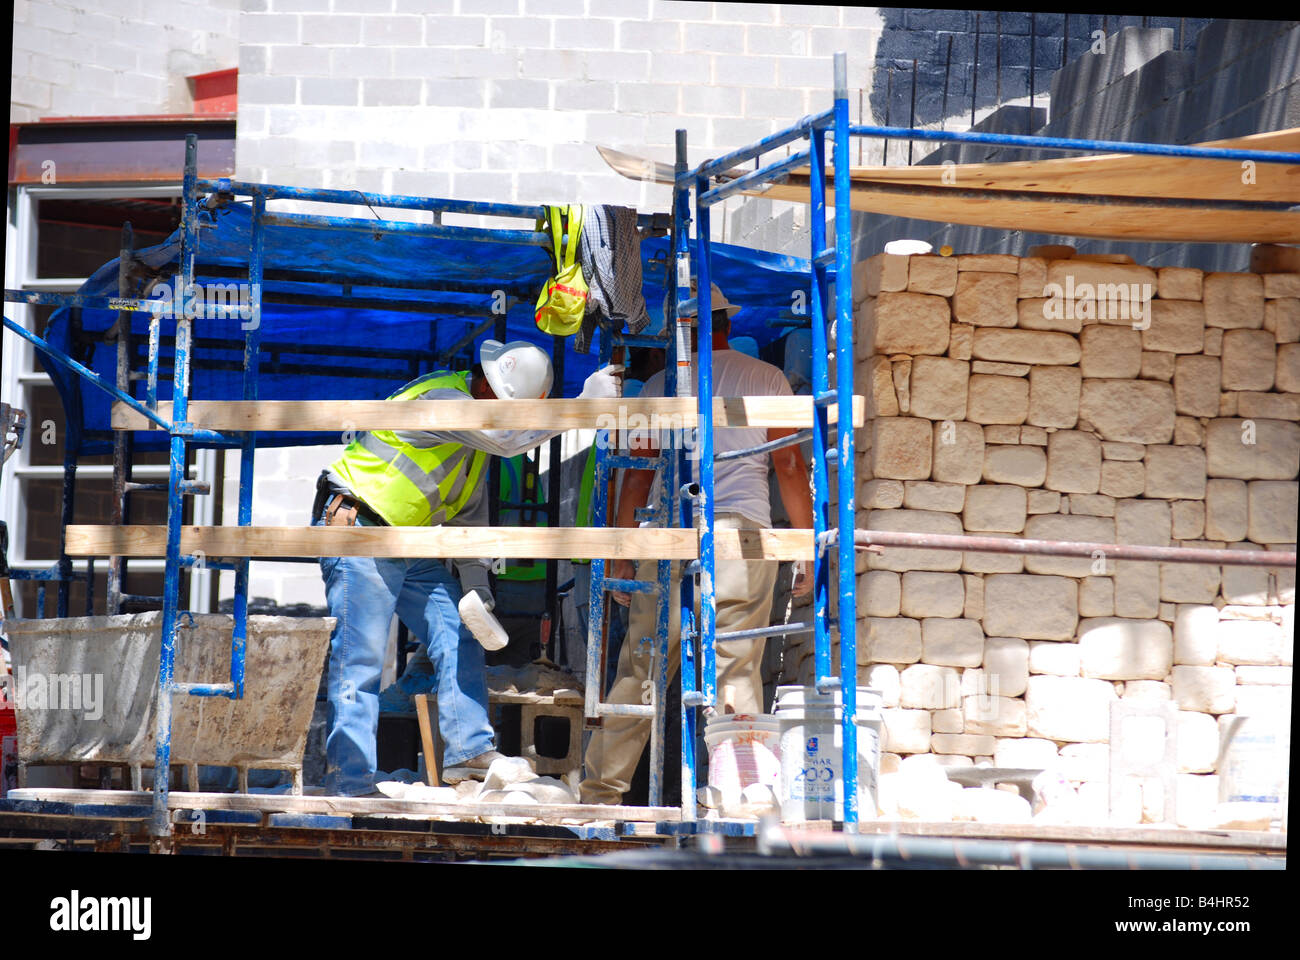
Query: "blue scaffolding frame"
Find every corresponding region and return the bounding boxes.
[5,50,1299,844]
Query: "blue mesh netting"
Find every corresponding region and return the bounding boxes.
[37,201,813,456]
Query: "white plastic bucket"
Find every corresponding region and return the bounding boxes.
[774,685,882,823]
[1219,708,1291,818]
[703,713,782,808]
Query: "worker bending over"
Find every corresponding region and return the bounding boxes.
[580,283,814,805]
[313,339,621,797]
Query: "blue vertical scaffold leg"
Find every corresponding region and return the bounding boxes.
[151,134,200,839]
[832,51,860,829]
[693,174,717,720]
[673,129,698,821]
[231,193,266,707]
[807,115,834,696]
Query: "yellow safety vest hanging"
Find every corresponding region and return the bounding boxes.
[330,371,489,527]
[534,204,588,337]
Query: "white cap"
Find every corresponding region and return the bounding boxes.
[663,279,740,323]
[479,339,554,400]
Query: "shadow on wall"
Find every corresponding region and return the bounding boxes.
[854,18,1293,273]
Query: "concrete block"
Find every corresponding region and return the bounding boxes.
[908,356,970,420]
[963,484,1027,533]
[1079,379,1176,443]
[1142,300,1205,354]
[1078,618,1174,680]
[1026,676,1117,742]
[865,509,965,572]
[1080,326,1142,379]
[1143,445,1207,500]
[1205,418,1300,480]
[952,272,1019,327]
[921,618,985,667]
[859,570,901,618]
[871,417,934,480]
[902,481,966,513]
[967,374,1029,425]
[1023,514,1114,577]
[901,572,966,619]
[1220,329,1276,391]
[983,444,1047,486]
[865,616,923,665]
[983,574,1078,641]
[1045,430,1102,494]
[931,420,985,485]
[1203,272,1265,329]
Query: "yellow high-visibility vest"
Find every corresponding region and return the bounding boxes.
[330,371,488,527]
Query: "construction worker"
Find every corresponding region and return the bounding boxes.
[580,283,815,805]
[313,339,621,797]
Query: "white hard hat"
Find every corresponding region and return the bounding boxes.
[662,279,740,323]
[479,339,554,400]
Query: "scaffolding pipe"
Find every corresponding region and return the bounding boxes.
[757,823,1285,871]
[849,530,1297,568]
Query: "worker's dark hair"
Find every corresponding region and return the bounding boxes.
[471,362,485,381]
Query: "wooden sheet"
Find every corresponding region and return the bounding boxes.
[600,129,1300,243]
[64,525,817,561]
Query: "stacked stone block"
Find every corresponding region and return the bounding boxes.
[792,250,1297,827]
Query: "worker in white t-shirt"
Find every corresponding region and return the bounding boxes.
[580,282,815,805]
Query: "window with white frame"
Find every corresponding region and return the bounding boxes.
[2,183,219,617]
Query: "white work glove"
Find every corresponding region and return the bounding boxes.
[459,590,509,651]
[578,364,624,400]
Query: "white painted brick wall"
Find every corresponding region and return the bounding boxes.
[10,0,240,121]
[234,1,886,225]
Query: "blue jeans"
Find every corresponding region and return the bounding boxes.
[316,514,495,796]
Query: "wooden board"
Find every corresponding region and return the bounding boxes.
[111,396,864,432]
[6,788,682,824]
[601,129,1300,243]
[64,525,817,561]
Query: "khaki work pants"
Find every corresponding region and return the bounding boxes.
[580,513,779,805]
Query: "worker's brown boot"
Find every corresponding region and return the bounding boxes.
[441,749,505,784]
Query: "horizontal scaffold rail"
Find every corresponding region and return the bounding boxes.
[110,396,865,432]
[65,525,816,561]
[852,530,1297,568]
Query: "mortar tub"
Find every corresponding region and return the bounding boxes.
[5,612,332,790]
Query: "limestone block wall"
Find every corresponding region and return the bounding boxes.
[790,249,1298,827]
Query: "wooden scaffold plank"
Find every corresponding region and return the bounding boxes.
[65,525,817,561]
[111,395,865,432]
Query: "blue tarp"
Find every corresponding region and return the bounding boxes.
[38,201,813,456]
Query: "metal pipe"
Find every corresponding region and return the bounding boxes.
[686,109,833,182]
[438,314,498,366]
[783,178,1297,213]
[1,318,174,433]
[757,822,1286,871]
[57,453,76,618]
[833,50,860,830]
[851,530,1298,567]
[109,222,135,616]
[716,621,813,643]
[807,118,833,701]
[693,171,716,718]
[601,577,659,595]
[908,58,917,166]
[259,211,548,246]
[714,427,811,463]
[846,124,1300,163]
[152,134,201,839]
[673,128,697,823]
[200,178,547,221]
[231,192,266,702]
[698,149,812,207]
